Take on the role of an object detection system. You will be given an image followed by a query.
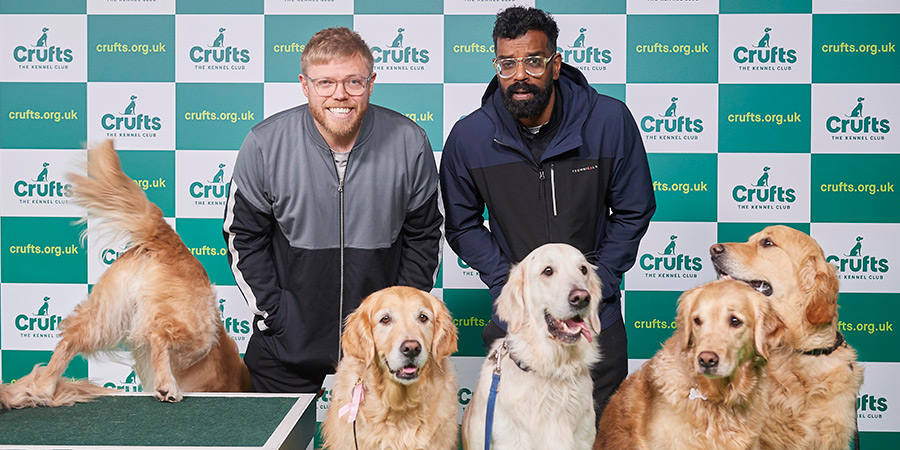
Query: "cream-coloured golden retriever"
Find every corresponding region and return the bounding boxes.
[596,279,780,450]
[0,140,251,409]
[462,243,602,450]
[323,286,459,450]
[711,225,864,450]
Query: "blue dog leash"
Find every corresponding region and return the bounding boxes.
[484,340,508,450]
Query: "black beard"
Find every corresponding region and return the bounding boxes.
[501,79,553,120]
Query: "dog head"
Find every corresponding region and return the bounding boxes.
[497,243,603,345]
[342,286,458,385]
[710,226,839,344]
[677,279,779,378]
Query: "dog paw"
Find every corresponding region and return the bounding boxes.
[155,384,183,403]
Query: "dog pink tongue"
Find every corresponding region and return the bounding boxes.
[565,319,592,343]
[401,367,418,374]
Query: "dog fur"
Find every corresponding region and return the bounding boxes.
[323,286,459,450]
[711,225,864,450]
[0,140,251,409]
[596,279,780,450]
[462,243,602,450]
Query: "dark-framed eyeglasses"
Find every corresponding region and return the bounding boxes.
[304,74,372,97]
[492,53,557,79]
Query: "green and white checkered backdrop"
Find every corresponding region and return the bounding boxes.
[0,0,897,447]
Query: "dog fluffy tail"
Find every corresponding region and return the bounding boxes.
[0,365,113,409]
[68,139,165,247]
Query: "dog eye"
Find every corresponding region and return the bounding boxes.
[730,316,743,328]
[580,265,588,275]
[693,317,702,326]
[760,238,776,248]
[419,313,429,323]
[379,314,391,325]
[542,266,554,276]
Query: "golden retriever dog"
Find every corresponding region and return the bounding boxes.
[462,243,602,450]
[596,280,780,450]
[0,140,251,409]
[323,286,459,450]
[711,225,864,450]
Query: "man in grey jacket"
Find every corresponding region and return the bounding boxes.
[223,27,442,393]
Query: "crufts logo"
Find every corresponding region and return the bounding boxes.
[219,298,250,336]
[101,95,162,136]
[731,165,796,209]
[189,27,250,64]
[557,26,611,69]
[104,369,143,392]
[640,96,704,137]
[15,296,63,333]
[190,163,230,205]
[13,162,73,201]
[825,97,890,137]
[733,27,797,67]
[858,394,888,419]
[371,27,430,66]
[826,236,889,278]
[13,27,74,64]
[639,235,702,276]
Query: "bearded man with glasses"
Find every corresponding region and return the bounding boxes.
[440,6,656,425]
[224,27,442,393]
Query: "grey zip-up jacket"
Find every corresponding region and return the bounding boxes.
[223,104,442,378]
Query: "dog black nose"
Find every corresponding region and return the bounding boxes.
[698,351,719,368]
[568,289,590,309]
[400,340,421,358]
[709,244,726,256]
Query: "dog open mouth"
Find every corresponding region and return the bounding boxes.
[713,263,773,296]
[391,363,420,382]
[545,312,592,344]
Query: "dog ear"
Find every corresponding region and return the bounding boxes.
[753,298,784,360]
[341,294,377,367]
[587,267,603,335]
[427,293,459,361]
[675,287,698,352]
[496,260,528,334]
[801,254,839,326]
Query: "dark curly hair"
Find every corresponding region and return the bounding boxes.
[492,6,559,53]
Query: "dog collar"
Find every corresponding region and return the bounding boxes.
[488,339,531,373]
[800,331,845,356]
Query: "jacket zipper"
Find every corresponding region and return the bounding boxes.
[334,151,349,361]
[495,138,555,236]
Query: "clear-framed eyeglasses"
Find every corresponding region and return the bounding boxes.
[492,53,557,79]
[304,74,372,97]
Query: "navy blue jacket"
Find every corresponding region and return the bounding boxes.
[440,63,655,330]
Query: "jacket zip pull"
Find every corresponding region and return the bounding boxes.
[538,169,545,201]
[550,163,558,217]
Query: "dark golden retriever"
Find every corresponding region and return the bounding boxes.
[596,280,780,450]
[323,286,459,450]
[0,140,250,409]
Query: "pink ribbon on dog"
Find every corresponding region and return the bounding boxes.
[338,381,364,423]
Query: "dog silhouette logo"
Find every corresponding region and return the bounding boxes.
[36,296,50,316]
[846,236,864,257]
[388,28,405,48]
[663,97,678,117]
[212,27,226,48]
[210,163,226,183]
[124,370,137,384]
[219,298,226,319]
[35,162,50,182]
[848,97,865,118]
[757,27,772,48]
[122,95,138,115]
[35,27,49,47]
[660,235,678,255]
[572,28,587,48]
[755,166,770,187]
